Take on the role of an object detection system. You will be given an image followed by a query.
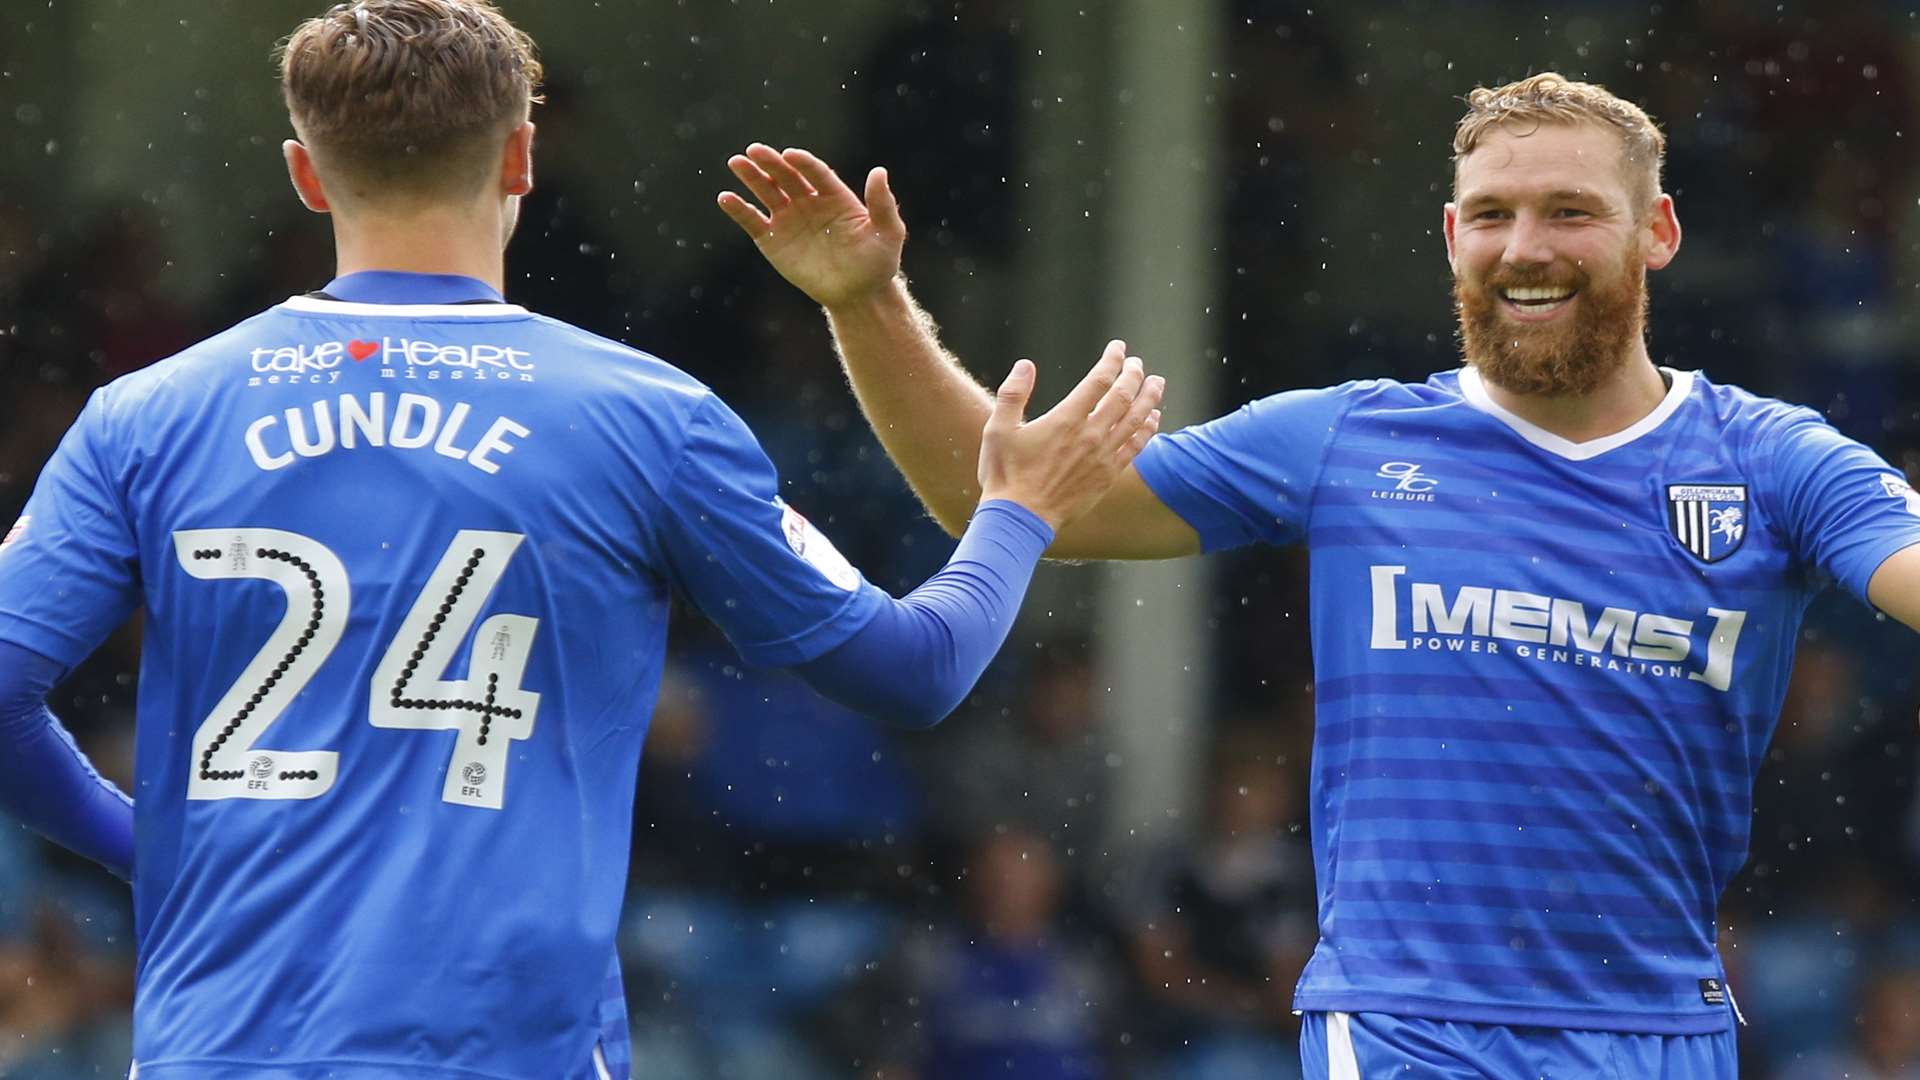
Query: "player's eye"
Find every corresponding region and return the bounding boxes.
[1553,207,1591,218]
[1471,209,1508,221]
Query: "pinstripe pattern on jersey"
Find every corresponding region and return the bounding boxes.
[1135,367,1920,1034]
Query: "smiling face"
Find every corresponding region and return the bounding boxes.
[1444,121,1680,397]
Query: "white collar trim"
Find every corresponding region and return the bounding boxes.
[1457,365,1694,461]
[280,295,528,318]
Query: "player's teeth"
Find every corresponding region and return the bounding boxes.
[1502,287,1573,302]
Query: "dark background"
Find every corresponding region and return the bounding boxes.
[3,1,1920,1077]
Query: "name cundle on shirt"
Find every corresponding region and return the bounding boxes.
[243,337,532,474]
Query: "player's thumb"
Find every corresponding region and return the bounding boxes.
[989,359,1036,432]
[867,167,905,234]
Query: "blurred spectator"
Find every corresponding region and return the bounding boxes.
[0,906,133,1079]
[1779,966,1920,1080]
[1125,732,1314,1080]
[848,827,1113,1080]
[921,639,1111,880]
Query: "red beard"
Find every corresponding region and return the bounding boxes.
[1456,247,1648,397]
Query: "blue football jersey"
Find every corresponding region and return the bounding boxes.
[0,272,888,1078]
[1135,366,1920,1034]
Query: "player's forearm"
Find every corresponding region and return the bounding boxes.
[0,641,133,881]
[823,278,993,537]
[795,500,1052,727]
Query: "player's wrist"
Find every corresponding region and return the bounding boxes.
[820,273,911,322]
[977,488,1060,532]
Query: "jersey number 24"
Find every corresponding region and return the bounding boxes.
[172,527,538,810]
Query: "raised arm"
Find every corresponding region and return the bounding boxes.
[718,143,1200,561]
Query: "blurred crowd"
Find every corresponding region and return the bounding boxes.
[5,2,1920,1077]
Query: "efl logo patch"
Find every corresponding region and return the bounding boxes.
[1668,484,1747,563]
[777,500,861,592]
[1882,474,1920,516]
[0,515,27,554]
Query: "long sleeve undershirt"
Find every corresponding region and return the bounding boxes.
[0,640,133,880]
[795,499,1053,728]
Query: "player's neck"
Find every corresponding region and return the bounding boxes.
[329,204,508,297]
[1479,350,1670,445]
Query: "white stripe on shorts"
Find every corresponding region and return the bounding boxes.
[1329,1011,1361,1080]
[592,1043,613,1080]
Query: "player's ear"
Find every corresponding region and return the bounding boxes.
[1442,202,1459,271]
[284,140,332,214]
[1643,192,1681,271]
[501,120,535,198]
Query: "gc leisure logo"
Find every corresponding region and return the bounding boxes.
[1372,461,1438,503]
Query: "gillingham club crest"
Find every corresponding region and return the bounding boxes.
[1667,483,1748,563]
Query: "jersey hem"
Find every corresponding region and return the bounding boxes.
[1292,990,1734,1036]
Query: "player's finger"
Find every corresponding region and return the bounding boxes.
[715,192,772,237]
[746,142,818,201]
[988,359,1036,432]
[1085,355,1146,435]
[1108,373,1164,450]
[782,147,853,202]
[1120,410,1163,457]
[865,167,905,235]
[727,154,787,212]
[1056,340,1127,419]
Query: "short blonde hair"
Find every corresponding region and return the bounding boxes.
[1453,72,1666,212]
[278,0,543,201]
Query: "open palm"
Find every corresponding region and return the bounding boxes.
[717,143,905,308]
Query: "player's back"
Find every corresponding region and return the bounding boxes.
[99,282,724,1077]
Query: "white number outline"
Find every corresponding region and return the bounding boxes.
[369,530,539,810]
[173,528,540,809]
[173,529,348,800]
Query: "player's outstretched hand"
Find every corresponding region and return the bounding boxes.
[978,341,1165,532]
[717,144,903,309]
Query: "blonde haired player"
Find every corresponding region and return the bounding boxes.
[723,73,1920,1077]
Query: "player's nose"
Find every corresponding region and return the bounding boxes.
[1501,212,1556,268]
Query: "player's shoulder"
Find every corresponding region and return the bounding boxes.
[1215,374,1466,445]
[1246,373,1457,414]
[1681,369,1830,444]
[522,313,712,398]
[90,309,287,420]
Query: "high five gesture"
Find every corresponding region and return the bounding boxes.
[718,144,1201,558]
[718,144,904,309]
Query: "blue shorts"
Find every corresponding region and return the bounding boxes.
[1299,1011,1737,1079]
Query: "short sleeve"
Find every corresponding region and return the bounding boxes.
[1133,382,1365,552]
[654,395,887,667]
[0,390,142,667]
[1768,411,1920,604]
